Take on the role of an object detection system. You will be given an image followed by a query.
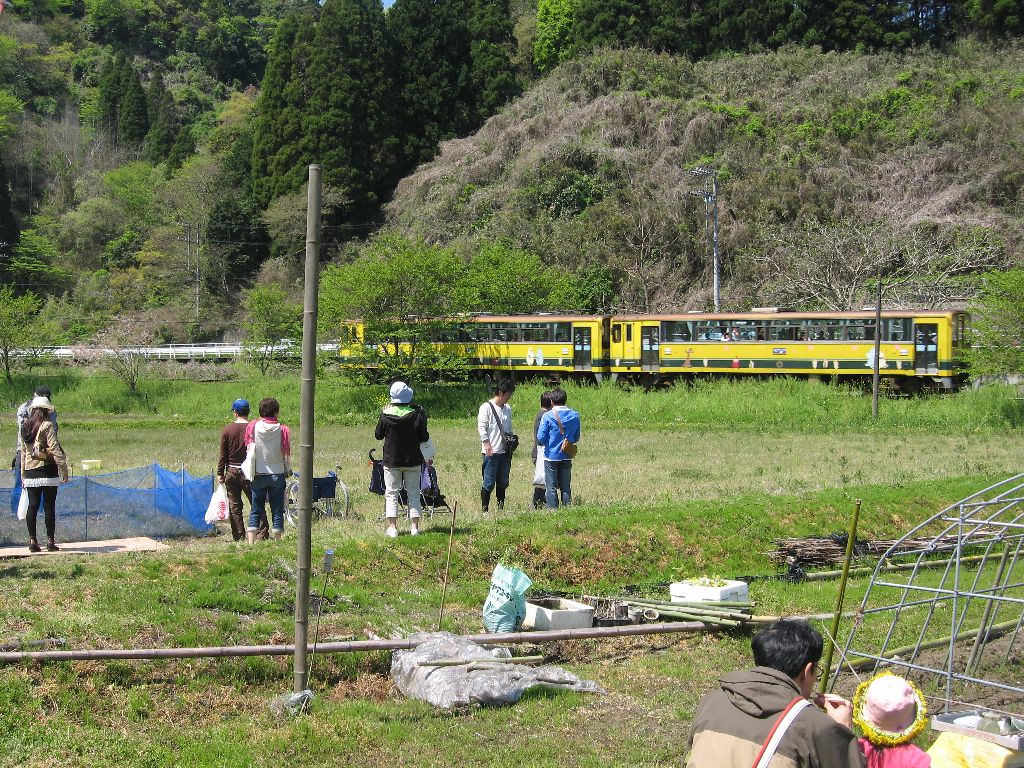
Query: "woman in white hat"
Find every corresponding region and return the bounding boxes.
[19,395,69,552]
[374,381,431,537]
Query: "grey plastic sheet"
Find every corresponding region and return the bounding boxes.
[391,632,604,709]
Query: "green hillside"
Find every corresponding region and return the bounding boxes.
[387,43,1024,312]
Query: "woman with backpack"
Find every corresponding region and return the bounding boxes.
[19,395,69,552]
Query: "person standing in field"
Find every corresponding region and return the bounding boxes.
[477,379,516,513]
[216,399,268,542]
[536,387,580,508]
[374,381,431,538]
[19,395,69,552]
[244,397,291,543]
[12,386,58,515]
[531,391,553,509]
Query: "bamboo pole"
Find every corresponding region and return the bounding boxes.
[820,498,860,695]
[294,163,322,694]
[0,622,707,665]
[437,502,458,630]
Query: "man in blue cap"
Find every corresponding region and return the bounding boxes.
[217,398,268,541]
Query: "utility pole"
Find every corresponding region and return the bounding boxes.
[690,167,721,312]
[872,273,882,420]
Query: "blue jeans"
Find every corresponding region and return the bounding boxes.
[481,452,512,493]
[249,473,286,533]
[544,460,572,508]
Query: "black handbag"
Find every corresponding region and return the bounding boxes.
[487,402,519,454]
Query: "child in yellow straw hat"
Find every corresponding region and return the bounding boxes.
[853,672,930,768]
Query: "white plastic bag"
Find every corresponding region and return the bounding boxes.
[205,483,229,523]
[16,488,29,521]
[533,448,545,487]
[419,437,436,461]
[240,443,256,481]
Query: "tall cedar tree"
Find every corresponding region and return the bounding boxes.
[388,0,475,170]
[98,52,128,137]
[118,63,150,144]
[146,92,179,163]
[0,158,18,283]
[468,0,519,122]
[306,0,396,223]
[166,124,195,175]
[145,70,177,162]
[251,13,318,208]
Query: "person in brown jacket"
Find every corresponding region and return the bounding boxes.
[19,395,69,552]
[685,619,866,768]
[216,399,268,542]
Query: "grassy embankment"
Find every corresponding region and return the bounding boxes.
[0,372,1022,766]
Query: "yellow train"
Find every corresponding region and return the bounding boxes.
[339,310,969,390]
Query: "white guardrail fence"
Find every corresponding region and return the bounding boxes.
[14,342,340,362]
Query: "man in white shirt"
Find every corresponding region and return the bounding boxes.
[477,379,516,513]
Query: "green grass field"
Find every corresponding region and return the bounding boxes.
[1,372,1022,767]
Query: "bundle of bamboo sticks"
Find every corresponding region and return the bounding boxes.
[769,535,963,566]
[615,597,768,627]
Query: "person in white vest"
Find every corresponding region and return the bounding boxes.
[243,397,291,544]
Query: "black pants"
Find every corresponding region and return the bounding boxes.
[25,486,57,541]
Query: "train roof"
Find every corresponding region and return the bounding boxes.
[611,310,963,321]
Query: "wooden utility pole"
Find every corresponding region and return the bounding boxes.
[294,164,322,694]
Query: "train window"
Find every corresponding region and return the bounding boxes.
[845,321,876,341]
[625,325,633,342]
[522,323,550,342]
[732,320,761,340]
[807,323,842,341]
[694,321,727,340]
[769,320,806,341]
[553,323,571,343]
[885,318,910,341]
[612,324,622,343]
[661,321,692,342]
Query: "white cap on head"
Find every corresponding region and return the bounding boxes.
[389,381,413,404]
[29,395,54,412]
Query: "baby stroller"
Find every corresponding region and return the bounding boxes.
[369,449,453,520]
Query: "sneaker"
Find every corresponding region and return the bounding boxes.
[28,539,40,553]
[409,526,419,536]
[385,527,398,538]
[45,540,59,552]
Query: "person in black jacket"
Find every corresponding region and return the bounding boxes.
[374,381,431,538]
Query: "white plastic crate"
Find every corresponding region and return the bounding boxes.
[670,579,749,604]
[523,598,595,631]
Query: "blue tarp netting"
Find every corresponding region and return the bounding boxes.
[0,464,214,546]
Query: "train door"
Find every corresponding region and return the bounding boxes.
[573,326,592,370]
[914,323,939,375]
[641,326,659,371]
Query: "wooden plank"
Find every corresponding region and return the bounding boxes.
[0,537,170,559]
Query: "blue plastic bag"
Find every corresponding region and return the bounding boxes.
[483,564,533,633]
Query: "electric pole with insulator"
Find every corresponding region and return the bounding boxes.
[690,166,721,312]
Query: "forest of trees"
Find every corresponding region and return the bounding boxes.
[0,0,1020,365]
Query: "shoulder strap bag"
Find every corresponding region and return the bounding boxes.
[751,696,811,768]
[487,402,519,454]
[552,409,578,459]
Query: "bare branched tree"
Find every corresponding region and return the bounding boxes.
[751,219,1006,310]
